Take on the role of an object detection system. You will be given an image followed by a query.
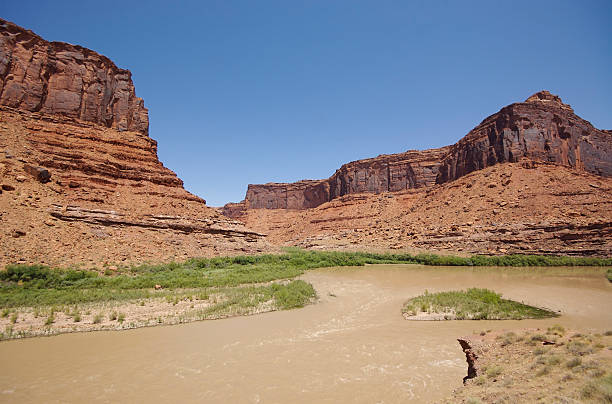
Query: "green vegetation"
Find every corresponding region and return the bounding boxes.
[191,280,316,320]
[402,288,558,320]
[485,365,503,378]
[1,250,609,309]
[607,268,612,282]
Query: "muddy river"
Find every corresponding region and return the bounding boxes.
[1,265,610,403]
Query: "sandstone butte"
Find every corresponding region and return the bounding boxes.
[224,93,612,257]
[0,18,271,268]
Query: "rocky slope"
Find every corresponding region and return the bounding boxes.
[224,91,611,216]
[223,91,611,256]
[447,329,612,403]
[0,20,270,268]
[233,161,612,256]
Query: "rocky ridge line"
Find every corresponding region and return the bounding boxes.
[225,91,611,216]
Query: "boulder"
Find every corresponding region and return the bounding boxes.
[23,164,51,183]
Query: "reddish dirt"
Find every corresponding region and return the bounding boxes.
[0,108,272,268]
[234,160,612,256]
[446,328,612,403]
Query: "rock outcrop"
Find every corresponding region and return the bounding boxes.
[458,338,478,383]
[234,161,612,256]
[436,91,612,183]
[0,20,270,268]
[246,179,330,210]
[327,147,451,197]
[226,91,611,215]
[226,147,450,214]
[0,18,148,134]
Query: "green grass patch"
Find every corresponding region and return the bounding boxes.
[1,249,609,309]
[402,288,558,320]
[192,280,316,319]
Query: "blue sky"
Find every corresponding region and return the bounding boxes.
[3,1,611,206]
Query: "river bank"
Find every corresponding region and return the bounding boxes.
[1,250,610,340]
[446,328,612,403]
[0,264,610,402]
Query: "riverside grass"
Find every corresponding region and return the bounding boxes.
[1,249,610,308]
[402,288,558,320]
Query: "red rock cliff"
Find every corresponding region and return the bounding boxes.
[327,147,451,198]
[230,147,450,213]
[0,18,148,134]
[436,91,612,183]
[226,91,611,215]
[0,19,270,267]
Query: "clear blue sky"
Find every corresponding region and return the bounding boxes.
[3,1,611,206]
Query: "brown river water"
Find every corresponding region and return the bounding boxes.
[1,265,610,403]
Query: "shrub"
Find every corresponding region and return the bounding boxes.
[272,280,316,310]
[486,365,503,378]
[533,347,549,355]
[473,376,486,386]
[536,366,550,377]
[567,341,593,356]
[581,374,612,401]
[547,324,565,336]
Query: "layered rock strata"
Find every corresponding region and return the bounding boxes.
[0,18,148,134]
[0,20,269,267]
[226,147,450,213]
[226,91,611,216]
[436,90,612,183]
[235,161,612,256]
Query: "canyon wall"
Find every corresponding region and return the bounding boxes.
[236,147,450,212]
[0,19,269,267]
[226,91,611,216]
[436,91,612,183]
[0,18,148,134]
[327,147,451,198]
